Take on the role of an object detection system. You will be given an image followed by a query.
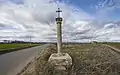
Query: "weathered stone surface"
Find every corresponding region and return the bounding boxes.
[48,53,72,70]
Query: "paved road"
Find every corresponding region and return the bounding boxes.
[0,44,49,75]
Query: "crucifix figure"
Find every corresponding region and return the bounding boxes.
[56,8,62,56]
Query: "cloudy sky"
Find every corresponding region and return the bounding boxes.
[0,0,120,42]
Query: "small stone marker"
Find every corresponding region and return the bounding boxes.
[48,8,72,74]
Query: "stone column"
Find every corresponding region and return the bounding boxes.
[57,21,62,55]
[56,8,62,55]
[48,8,72,74]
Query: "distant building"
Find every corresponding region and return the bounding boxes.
[3,40,11,43]
[91,41,98,44]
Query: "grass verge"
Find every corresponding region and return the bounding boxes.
[19,44,120,75]
[106,43,120,49]
[0,44,40,55]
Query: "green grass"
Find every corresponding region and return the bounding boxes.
[105,43,120,49]
[0,44,40,54]
[0,44,39,51]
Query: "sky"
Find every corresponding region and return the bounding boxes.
[0,0,120,42]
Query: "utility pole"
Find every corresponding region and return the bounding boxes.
[30,36,31,45]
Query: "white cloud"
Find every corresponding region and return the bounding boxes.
[0,0,119,42]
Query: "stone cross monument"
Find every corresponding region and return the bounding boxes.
[48,8,72,72]
[56,8,62,55]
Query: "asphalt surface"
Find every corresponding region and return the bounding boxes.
[0,44,49,75]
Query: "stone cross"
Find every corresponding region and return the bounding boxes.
[56,8,62,55]
[48,8,72,71]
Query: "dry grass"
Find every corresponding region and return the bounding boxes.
[106,43,120,49]
[18,44,57,75]
[35,44,57,75]
[20,44,120,75]
[63,44,120,75]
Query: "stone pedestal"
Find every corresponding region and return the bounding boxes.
[47,8,72,75]
[48,53,72,70]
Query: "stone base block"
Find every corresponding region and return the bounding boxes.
[48,53,72,70]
